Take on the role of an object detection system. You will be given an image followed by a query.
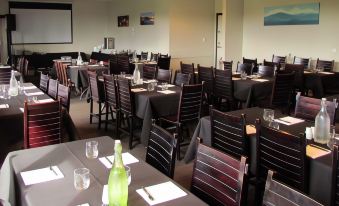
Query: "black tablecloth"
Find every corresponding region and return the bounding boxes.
[304,72,336,98]
[67,65,109,89]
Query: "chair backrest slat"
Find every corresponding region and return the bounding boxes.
[0,67,11,84]
[258,65,275,78]
[197,65,214,94]
[57,84,71,111]
[48,79,59,100]
[293,57,310,69]
[213,69,234,100]
[103,74,119,110]
[174,72,191,86]
[272,55,287,64]
[177,83,203,123]
[143,65,156,80]
[223,61,233,70]
[270,72,295,108]
[316,58,335,72]
[117,77,134,116]
[39,73,49,93]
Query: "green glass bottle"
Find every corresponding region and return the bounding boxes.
[108,140,128,206]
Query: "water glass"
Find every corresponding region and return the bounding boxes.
[240,71,247,80]
[269,120,279,130]
[74,168,90,190]
[125,166,131,186]
[147,82,155,91]
[2,85,9,100]
[305,127,313,140]
[86,141,98,159]
[120,72,126,78]
[161,82,168,91]
[263,109,274,122]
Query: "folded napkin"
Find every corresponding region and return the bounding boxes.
[304,71,312,74]
[0,65,11,69]
[125,76,133,80]
[232,77,241,81]
[319,71,334,75]
[251,79,269,82]
[0,104,9,109]
[131,88,147,93]
[19,107,24,113]
[37,99,54,103]
[306,145,331,159]
[23,86,36,90]
[136,181,187,205]
[20,166,64,186]
[88,64,100,67]
[77,204,90,206]
[25,91,44,96]
[156,84,175,88]
[274,116,305,126]
[99,152,139,169]
[143,80,157,84]
[157,90,176,94]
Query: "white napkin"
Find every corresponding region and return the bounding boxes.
[99,152,139,169]
[143,80,157,84]
[275,116,305,125]
[125,76,133,80]
[37,99,54,103]
[77,204,90,206]
[25,91,44,96]
[136,181,187,205]
[0,104,9,109]
[23,86,36,90]
[252,79,269,82]
[20,166,64,186]
[319,72,333,75]
[157,84,175,88]
[157,90,176,94]
[131,88,147,93]
[102,185,109,205]
[19,108,24,113]
[88,64,100,67]
[0,66,11,69]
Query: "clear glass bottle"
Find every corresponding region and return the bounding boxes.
[108,140,128,206]
[76,52,83,65]
[9,70,18,96]
[133,65,140,85]
[314,98,331,144]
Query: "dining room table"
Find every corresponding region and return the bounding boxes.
[0,136,207,206]
[0,65,24,83]
[183,107,333,206]
[303,70,336,98]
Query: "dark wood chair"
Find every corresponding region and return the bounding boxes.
[24,100,61,149]
[140,51,148,60]
[0,66,11,84]
[284,63,305,94]
[243,57,258,73]
[332,145,339,206]
[142,65,156,79]
[156,67,171,83]
[272,55,287,64]
[160,83,203,160]
[117,55,130,74]
[146,123,177,178]
[159,53,169,58]
[236,62,253,75]
[191,142,248,206]
[150,52,159,62]
[255,118,308,204]
[174,72,191,86]
[58,83,71,112]
[210,106,248,160]
[270,72,295,113]
[223,60,233,70]
[263,59,280,70]
[55,61,70,86]
[88,70,106,129]
[39,73,49,93]
[157,56,171,70]
[263,170,323,206]
[295,95,337,125]
[293,57,310,69]
[316,58,335,72]
[117,77,139,149]
[213,68,237,111]
[197,65,214,106]
[109,55,119,75]
[103,74,120,136]
[180,62,195,84]
[258,65,274,77]
[47,79,58,100]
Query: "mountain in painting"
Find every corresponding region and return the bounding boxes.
[265,12,319,26]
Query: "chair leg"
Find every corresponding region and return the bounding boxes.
[98,102,102,130]
[90,99,93,124]
[129,117,134,149]
[105,103,109,131]
[176,125,181,160]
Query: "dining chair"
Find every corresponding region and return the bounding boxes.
[197,65,214,108]
[142,65,156,80]
[236,62,253,75]
[191,142,248,206]
[39,72,49,93]
[117,54,130,74]
[243,57,258,73]
[0,66,11,84]
[24,100,61,149]
[293,57,310,69]
[109,55,119,75]
[263,59,280,70]
[258,65,275,77]
[146,122,177,178]
[47,79,58,100]
[270,72,295,113]
[150,52,159,62]
[88,70,106,129]
[174,72,191,86]
[272,55,287,64]
[160,83,203,160]
[332,145,339,206]
[284,63,305,95]
[117,77,139,149]
[57,83,71,112]
[180,62,195,84]
[213,68,237,111]
[210,106,248,160]
[316,58,335,72]
[157,56,171,70]
[103,74,120,136]
[156,67,171,83]
[295,95,337,125]
[263,170,323,206]
[255,119,308,204]
[140,51,148,60]
[223,60,233,70]
[159,53,169,58]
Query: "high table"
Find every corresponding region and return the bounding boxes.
[183,107,332,206]
[0,136,207,206]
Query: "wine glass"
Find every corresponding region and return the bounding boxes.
[327,126,338,149]
[263,109,274,122]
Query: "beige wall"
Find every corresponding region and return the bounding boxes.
[109,0,170,55]
[243,0,339,70]
[7,0,111,54]
[169,0,215,70]
[0,0,9,63]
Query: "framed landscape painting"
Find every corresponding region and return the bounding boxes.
[264,3,320,26]
[140,12,154,25]
[118,15,129,27]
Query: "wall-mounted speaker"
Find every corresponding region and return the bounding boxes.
[7,14,16,31]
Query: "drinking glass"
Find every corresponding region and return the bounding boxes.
[125,166,131,186]
[263,109,274,122]
[161,82,168,91]
[86,141,98,159]
[269,120,279,130]
[2,85,8,100]
[327,126,338,149]
[147,82,155,91]
[240,71,247,80]
[74,168,90,190]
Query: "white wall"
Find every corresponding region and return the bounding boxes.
[109,0,170,55]
[243,0,339,70]
[0,0,9,63]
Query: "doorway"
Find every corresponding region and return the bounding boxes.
[215,13,223,69]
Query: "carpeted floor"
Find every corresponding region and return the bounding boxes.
[69,96,194,190]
